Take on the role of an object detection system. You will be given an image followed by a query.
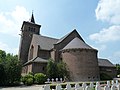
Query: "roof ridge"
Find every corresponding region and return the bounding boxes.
[41,35,59,40]
[33,34,59,40]
[56,29,83,44]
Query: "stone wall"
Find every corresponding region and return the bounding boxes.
[62,49,100,81]
[37,50,50,59]
[32,62,47,74]
[19,21,41,64]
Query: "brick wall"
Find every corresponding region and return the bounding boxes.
[62,49,100,81]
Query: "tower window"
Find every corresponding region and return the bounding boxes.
[31,27,33,31]
[29,27,30,31]
[28,27,36,32]
[33,28,35,32]
[42,67,45,71]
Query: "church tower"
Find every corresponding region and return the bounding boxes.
[18,13,41,64]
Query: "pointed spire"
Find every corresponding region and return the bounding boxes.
[30,11,35,23]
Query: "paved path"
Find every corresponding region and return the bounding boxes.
[0,85,44,90]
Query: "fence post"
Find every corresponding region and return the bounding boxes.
[66,83,71,90]
[117,85,120,90]
[96,82,100,86]
[111,80,114,85]
[82,82,87,90]
[52,78,54,82]
[85,86,89,90]
[47,78,50,83]
[116,80,118,85]
[95,84,101,90]
[44,85,50,90]
[75,83,80,90]
[60,78,63,82]
[111,85,115,90]
[56,78,58,82]
[104,86,110,90]
[90,82,94,88]
[107,81,110,87]
[56,84,62,90]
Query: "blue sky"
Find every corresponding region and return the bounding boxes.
[0,0,120,64]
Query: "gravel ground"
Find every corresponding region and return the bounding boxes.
[0,85,44,90]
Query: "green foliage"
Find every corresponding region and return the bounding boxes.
[100,73,112,80]
[46,59,58,79]
[21,74,34,85]
[57,61,68,79]
[34,73,47,84]
[46,59,69,80]
[21,73,47,85]
[0,49,22,86]
[26,78,33,86]
[0,63,6,85]
[28,72,34,75]
[116,64,120,75]
[5,56,22,85]
[0,50,6,62]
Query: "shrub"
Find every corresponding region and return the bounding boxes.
[34,73,47,84]
[46,59,69,80]
[21,74,34,85]
[100,73,112,80]
[25,78,33,86]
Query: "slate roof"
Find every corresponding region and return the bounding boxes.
[31,34,59,50]
[98,58,115,67]
[56,29,85,44]
[24,57,48,65]
[63,37,94,50]
[56,32,71,44]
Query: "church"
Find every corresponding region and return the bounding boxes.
[18,13,116,81]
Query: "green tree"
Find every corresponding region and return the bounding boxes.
[57,61,68,79]
[0,50,6,62]
[0,63,6,85]
[5,55,22,85]
[46,59,58,79]
[0,49,22,86]
[46,59,69,80]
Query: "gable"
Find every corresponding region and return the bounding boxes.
[54,29,85,50]
[56,29,84,44]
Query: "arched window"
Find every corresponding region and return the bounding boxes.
[29,45,34,60]
[29,27,30,31]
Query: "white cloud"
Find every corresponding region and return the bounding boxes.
[89,25,120,43]
[0,42,18,55]
[108,51,120,64]
[97,45,106,51]
[95,0,120,24]
[91,44,106,51]
[114,51,120,57]
[0,6,30,37]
